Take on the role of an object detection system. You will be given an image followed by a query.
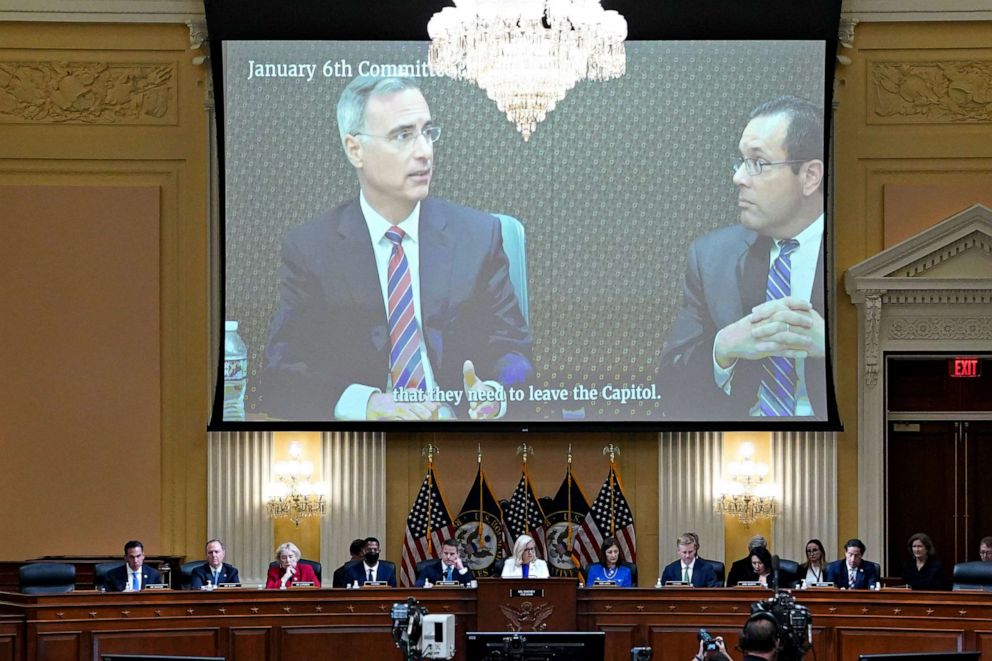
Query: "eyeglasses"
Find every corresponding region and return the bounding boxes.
[732,157,809,176]
[355,125,441,149]
[524,546,536,552]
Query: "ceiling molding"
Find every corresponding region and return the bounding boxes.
[842,0,992,22]
[0,0,204,23]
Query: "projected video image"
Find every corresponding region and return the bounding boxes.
[220,40,827,426]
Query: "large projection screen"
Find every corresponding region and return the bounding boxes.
[215,40,831,428]
[205,0,841,431]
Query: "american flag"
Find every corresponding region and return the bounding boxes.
[571,464,636,569]
[399,466,456,587]
[503,471,549,559]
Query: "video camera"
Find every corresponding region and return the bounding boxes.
[390,597,455,660]
[750,590,813,661]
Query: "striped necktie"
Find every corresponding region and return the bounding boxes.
[758,238,800,416]
[385,227,426,390]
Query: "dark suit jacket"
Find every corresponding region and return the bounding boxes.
[657,224,826,420]
[332,560,362,588]
[726,555,759,587]
[345,560,397,587]
[261,197,533,420]
[189,562,240,589]
[826,559,880,589]
[104,564,162,592]
[660,559,722,587]
[415,559,474,587]
[900,557,947,591]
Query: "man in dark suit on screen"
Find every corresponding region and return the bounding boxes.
[105,540,162,592]
[261,75,532,422]
[658,96,827,420]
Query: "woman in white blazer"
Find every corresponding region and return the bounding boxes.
[501,534,550,579]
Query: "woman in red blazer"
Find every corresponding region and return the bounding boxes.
[265,541,320,589]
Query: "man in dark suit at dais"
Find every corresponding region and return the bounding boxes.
[104,540,162,592]
[261,75,532,421]
[658,95,827,420]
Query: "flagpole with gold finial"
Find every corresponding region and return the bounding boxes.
[517,443,534,536]
[476,443,484,540]
[423,442,439,556]
[566,444,574,547]
[603,443,620,537]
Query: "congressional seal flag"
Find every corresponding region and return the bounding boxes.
[452,454,507,578]
[399,448,456,587]
[544,452,591,577]
[503,469,550,559]
[571,445,637,569]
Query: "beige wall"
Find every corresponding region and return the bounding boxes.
[0,21,209,560]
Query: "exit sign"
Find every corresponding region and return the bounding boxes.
[949,357,981,378]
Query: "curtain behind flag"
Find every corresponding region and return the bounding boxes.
[399,466,456,587]
[571,464,637,571]
[544,466,591,577]
[452,465,507,578]
[502,471,550,559]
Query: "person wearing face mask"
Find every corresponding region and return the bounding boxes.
[345,537,397,587]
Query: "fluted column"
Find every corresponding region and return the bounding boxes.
[659,432,724,573]
[771,431,838,562]
[320,431,387,571]
[207,431,273,585]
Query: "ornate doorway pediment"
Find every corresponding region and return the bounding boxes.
[845,203,992,571]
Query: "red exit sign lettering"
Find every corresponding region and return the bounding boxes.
[949,357,981,378]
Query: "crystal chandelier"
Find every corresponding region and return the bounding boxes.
[715,442,779,528]
[264,442,328,527]
[428,0,627,141]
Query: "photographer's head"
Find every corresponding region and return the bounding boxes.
[739,612,780,660]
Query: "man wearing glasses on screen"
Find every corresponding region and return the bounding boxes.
[658,95,827,419]
[261,75,532,421]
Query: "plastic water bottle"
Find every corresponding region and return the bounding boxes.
[223,320,248,420]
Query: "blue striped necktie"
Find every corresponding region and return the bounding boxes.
[384,227,426,390]
[758,238,800,416]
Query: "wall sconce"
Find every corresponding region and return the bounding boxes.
[264,442,327,526]
[715,441,778,528]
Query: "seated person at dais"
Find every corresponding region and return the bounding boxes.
[190,539,240,589]
[416,538,474,586]
[501,534,549,579]
[751,546,774,587]
[798,538,828,585]
[344,537,397,587]
[105,540,162,592]
[900,532,947,590]
[661,532,722,587]
[825,538,880,589]
[265,542,320,589]
[586,536,633,587]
